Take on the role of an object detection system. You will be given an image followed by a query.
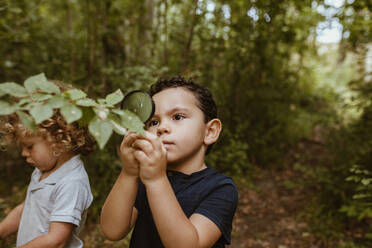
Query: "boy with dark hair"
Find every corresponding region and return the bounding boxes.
[101,76,238,248]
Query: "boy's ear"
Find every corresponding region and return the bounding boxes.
[204,118,222,146]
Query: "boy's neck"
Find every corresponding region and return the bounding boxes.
[167,148,207,175]
[40,152,76,181]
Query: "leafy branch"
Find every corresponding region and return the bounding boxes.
[340,165,372,220]
[0,73,145,149]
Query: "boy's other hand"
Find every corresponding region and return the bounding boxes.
[132,131,167,185]
[119,132,140,177]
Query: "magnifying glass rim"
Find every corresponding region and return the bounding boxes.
[120,90,155,123]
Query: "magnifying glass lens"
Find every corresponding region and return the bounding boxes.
[121,90,155,123]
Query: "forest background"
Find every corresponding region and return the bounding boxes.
[0,0,371,247]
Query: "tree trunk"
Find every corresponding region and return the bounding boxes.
[184,0,199,68]
[137,0,154,63]
[66,0,75,80]
[163,0,168,65]
[86,0,97,88]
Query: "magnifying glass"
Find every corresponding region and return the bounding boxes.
[120,90,155,123]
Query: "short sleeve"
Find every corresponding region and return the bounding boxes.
[50,180,93,226]
[194,182,238,244]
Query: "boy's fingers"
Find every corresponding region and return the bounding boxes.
[121,132,137,150]
[132,139,153,156]
[133,150,150,164]
[138,131,164,152]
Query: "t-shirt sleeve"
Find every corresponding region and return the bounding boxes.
[50,180,93,226]
[194,182,238,244]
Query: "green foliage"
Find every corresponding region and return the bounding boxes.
[340,164,372,241]
[296,1,372,245]
[310,103,372,244]
[206,127,251,178]
[0,73,145,149]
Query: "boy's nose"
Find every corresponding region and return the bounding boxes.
[156,124,170,137]
[21,148,29,157]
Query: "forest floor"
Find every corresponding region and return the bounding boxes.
[229,139,330,248]
[230,167,320,247]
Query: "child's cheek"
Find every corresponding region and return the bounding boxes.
[145,131,157,139]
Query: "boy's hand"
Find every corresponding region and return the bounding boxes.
[132,132,167,185]
[119,132,140,177]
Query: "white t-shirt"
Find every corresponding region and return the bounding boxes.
[16,155,93,248]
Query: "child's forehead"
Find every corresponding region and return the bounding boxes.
[154,87,199,106]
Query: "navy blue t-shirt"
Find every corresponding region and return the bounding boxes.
[130,167,238,248]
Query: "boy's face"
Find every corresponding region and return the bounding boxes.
[147,87,208,165]
[20,136,58,172]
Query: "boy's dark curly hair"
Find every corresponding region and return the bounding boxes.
[149,76,218,123]
[149,76,218,154]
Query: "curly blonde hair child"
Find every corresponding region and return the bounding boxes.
[1,110,95,156]
[0,81,95,248]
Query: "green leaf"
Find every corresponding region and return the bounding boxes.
[112,109,124,116]
[346,176,359,182]
[24,76,38,93]
[89,118,113,149]
[361,178,372,186]
[0,101,14,115]
[24,102,39,110]
[65,89,86,101]
[16,111,36,132]
[61,104,82,123]
[106,89,124,106]
[17,98,31,108]
[110,120,128,136]
[30,103,53,124]
[76,98,97,107]
[43,80,60,94]
[31,93,52,101]
[119,110,144,134]
[0,82,28,97]
[0,88,5,97]
[47,95,67,109]
[108,114,127,135]
[94,107,109,120]
[97,99,106,105]
[24,73,60,94]
[353,193,370,199]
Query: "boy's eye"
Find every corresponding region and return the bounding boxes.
[173,114,185,120]
[24,144,33,150]
[147,119,159,127]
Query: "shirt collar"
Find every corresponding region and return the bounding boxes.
[43,155,82,184]
[31,155,82,190]
[167,166,214,179]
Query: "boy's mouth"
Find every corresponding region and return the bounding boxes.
[26,158,35,165]
[162,140,173,144]
[162,141,174,148]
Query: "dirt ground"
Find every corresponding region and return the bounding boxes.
[228,139,339,248]
[229,168,319,248]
